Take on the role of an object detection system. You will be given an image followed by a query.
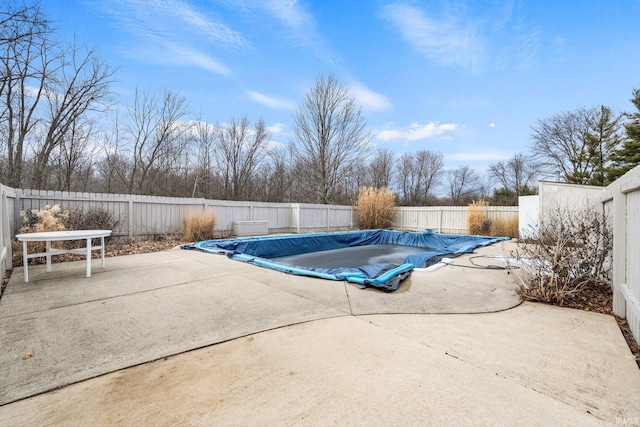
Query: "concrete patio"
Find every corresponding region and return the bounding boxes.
[0,241,638,426]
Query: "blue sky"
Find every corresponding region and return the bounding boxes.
[43,0,640,174]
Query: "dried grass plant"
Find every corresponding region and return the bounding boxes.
[357,187,396,229]
[17,205,69,254]
[491,216,519,238]
[20,204,68,234]
[183,210,217,242]
[467,199,491,235]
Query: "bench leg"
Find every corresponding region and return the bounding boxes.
[86,238,91,277]
[45,240,52,272]
[22,241,28,283]
[101,236,105,268]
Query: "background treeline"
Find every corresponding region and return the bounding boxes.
[2,2,639,206]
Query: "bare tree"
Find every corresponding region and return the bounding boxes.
[368,147,396,189]
[489,153,542,198]
[530,106,622,185]
[213,116,271,200]
[445,165,480,205]
[31,42,114,188]
[189,119,216,197]
[262,148,291,202]
[123,88,190,194]
[396,150,444,205]
[52,120,97,191]
[290,74,371,204]
[1,1,51,186]
[1,2,114,188]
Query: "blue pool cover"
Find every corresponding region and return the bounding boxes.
[186,230,509,292]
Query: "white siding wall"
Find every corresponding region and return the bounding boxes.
[539,181,604,222]
[518,195,539,239]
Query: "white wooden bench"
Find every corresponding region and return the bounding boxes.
[15,230,112,282]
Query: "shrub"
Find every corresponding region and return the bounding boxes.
[62,206,121,248]
[514,206,612,306]
[467,199,491,235]
[357,187,396,229]
[183,210,217,242]
[491,216,519,238]
[64,206,121,233]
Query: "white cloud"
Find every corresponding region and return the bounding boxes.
[489,122,496,128]
[160,40,231,75]
[267,122,286,134]
[377,122,457,142]
[258,0,331,58]
[247,91,296,110]
[262,0,313,30]
[112,0,246,46]
[381,2,485,71]
[92,0,241,76]
[447,150,511,162]
[349,82,392,112]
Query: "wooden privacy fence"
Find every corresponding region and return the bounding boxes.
[5,188,520,239]
[394,205,519,234]
[10,189,357,238]
[1,184,16,280]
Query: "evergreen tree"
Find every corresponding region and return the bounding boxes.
[607,88,640,183]
[583,105,622,186]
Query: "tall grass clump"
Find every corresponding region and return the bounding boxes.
[183,210,217,242]
[491,216,519,238]
[20,204,69,234]
[467,199,491,235]
[357,187,396,229]
[15,204,70,260]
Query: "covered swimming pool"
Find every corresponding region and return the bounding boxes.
[188,230,509,292]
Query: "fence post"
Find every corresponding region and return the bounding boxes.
[128,199,134,239]
[612,189,627,318]
[611,186,627,317]
[291,203,300,233]
[350,206,354,230]
[1,186,12,272]
[327,206,330,232]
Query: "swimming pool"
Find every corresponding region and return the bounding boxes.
[188,230,508,292]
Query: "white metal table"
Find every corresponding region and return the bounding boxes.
[15,230,112,282]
